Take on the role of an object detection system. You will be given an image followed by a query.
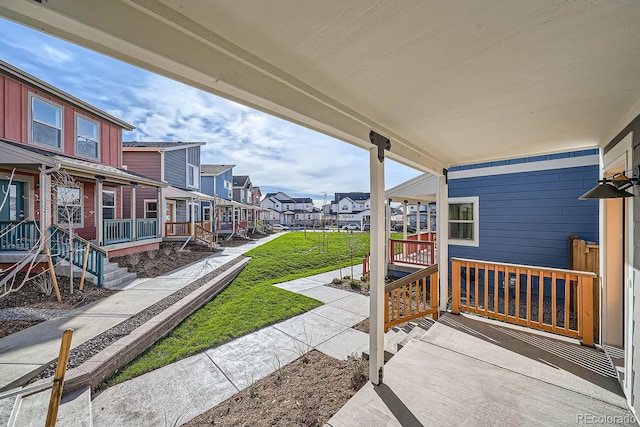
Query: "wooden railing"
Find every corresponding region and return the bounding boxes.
[389,239,435,266]
[136,218,158,241]
[103,219,132,245]
[384,264,439,331]
[0,220,40,251]
[51,225,105,286]
[165,221,191,237]
[407,231,437,242]
[195,223,214,248]
[451,258,597,346]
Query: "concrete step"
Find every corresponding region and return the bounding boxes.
[8,386,92,427]
[55,258,137,289]
[102,271,137,290]
[0,388,19,426]
[384,329,408,354]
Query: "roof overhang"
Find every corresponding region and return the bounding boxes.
[56,156,166,188]
[386,174,438,204]
[3,2,640,172]
[0,140,56,168]
[164,186,213,201]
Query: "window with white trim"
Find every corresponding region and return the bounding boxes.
[76,115,100,159]
[31,95,63,149]
[187,164,199,189]
[448,197,479,246]
[203,206,211,221]
[56,186,82,226]
[102,190,116,220]
[144,200,158,218]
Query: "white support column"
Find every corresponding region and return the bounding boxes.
[402,200,408,239]
[232,206,236,234]
[385,199,391,276]
[416,202,421,234]
[157,186,164,238]
[369,145,385,385]
[437,175,449,312]
[191,198,196,238]
[39,166,52,250]
[96,177,104,245]
[427,202,432,232]
[131,183,137,241]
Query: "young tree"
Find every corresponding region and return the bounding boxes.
[344,231,366,280]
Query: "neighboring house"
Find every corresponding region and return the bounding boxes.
[330,192,370,226]
[260,192,319,226]
[200,164,234,224]
[0,60,166,286]
[122,141,213,246]
[447,149,599,269]
[232,175,253,205]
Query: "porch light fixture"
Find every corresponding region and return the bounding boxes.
[579,165,640,199]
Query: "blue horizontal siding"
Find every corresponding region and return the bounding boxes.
[449,149,598,171]
[449,161,599,269]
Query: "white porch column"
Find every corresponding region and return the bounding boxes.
[157,186,164,238]
[232,206,236,234]
[427,202,432,232]
[96,177,104,245]
[402,200,408,239]
[39,166,52,250]
[437,175,449,312]
[191,198,196,237]
[131,182,137,241]
[416,201,421,234]
[369,133,387,386]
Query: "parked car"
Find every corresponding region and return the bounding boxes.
[271,224,289,231]
[342,223,360,231]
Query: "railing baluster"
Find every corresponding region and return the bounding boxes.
[465,261,470,311]
[484,263,489,317]
[526,269,532,327]
[551,272,557,332]
[564,273,570,334]
[515,267,520,321]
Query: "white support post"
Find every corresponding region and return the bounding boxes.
[385,199,391,275]
[369,145,385,385]
[437,175,449,312]
[39,166,52,250]
[96,177,104,245]
[191,198,196,238]
[131,183,137,241]
[157,187,164,238]
[402,201,408,239]
[416,201,421,234]
[427,202,432,232]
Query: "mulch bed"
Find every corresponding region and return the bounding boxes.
[184,350,368,427]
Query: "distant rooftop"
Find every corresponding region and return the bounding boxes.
[201,164,235,175]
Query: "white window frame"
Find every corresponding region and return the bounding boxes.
[448,196,479,247]
[144,199,158,219]
[187,163,199,189]
[75,113,100,160]
[102,189,116,220]
[203,206,211,221]
[55,184,83,227]
[29,93,63,151]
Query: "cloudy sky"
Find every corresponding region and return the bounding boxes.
[0,18,421,204]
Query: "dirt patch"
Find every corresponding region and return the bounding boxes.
[0,274,116,338]
[326,277,370,296]
[184,350,369,427]
[352,318,370,334]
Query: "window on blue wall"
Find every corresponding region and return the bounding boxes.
[448,196,479,247]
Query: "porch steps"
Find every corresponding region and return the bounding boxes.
[4,385,92,427]
[55,258,137,289]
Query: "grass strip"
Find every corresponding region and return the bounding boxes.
[106,231,369,384]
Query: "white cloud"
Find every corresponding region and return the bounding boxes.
[0,17,422,201]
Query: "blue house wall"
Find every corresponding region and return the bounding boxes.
[200,168,234,219]
[447,149,599,270]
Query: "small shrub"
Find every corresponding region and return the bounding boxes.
[347,353,368,390]
[360,275,368,282]
[332,278,342,285]
[32,272,54,296]
[349,280,360,288]
[344,275,351,280]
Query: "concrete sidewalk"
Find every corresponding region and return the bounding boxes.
[91,264,366,427]
[0,233,283,391]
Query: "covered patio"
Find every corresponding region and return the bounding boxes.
[3,0,640,423]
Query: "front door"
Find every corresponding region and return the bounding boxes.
[0,180,25,221]
[165,201,175,222]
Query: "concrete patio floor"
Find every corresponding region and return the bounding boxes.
[327,316,636,426]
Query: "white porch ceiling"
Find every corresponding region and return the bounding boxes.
[3,1,640,174]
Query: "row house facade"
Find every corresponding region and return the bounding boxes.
[260,191,321,226]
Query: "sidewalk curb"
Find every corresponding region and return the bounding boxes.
[60,257,251,393]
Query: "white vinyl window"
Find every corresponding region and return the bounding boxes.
[144,200,158,219]
[76,115,100,159]
[56,186,82,226]
[448,197,479,247]
[203,206,211,221]
[30,94,63,149]
[187,164,199,189]
[102,190,116,220]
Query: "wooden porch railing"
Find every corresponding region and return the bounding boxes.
[103,219,132,245]
[451,258,597,346]
[384,264,439,331]
[195,223,214,248]
[165,221,214,248]
[389,239,435,266]
[51,225,106,286]
[0,220,40,251]
[165,221,192,237]
[407,231,437,242]
[136,218,158,241]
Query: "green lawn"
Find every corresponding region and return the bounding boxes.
[106,231,370,385]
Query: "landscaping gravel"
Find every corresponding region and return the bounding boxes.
[32,256,246,382]
[0,307,69,322]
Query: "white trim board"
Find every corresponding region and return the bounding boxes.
[448,155,599,180]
